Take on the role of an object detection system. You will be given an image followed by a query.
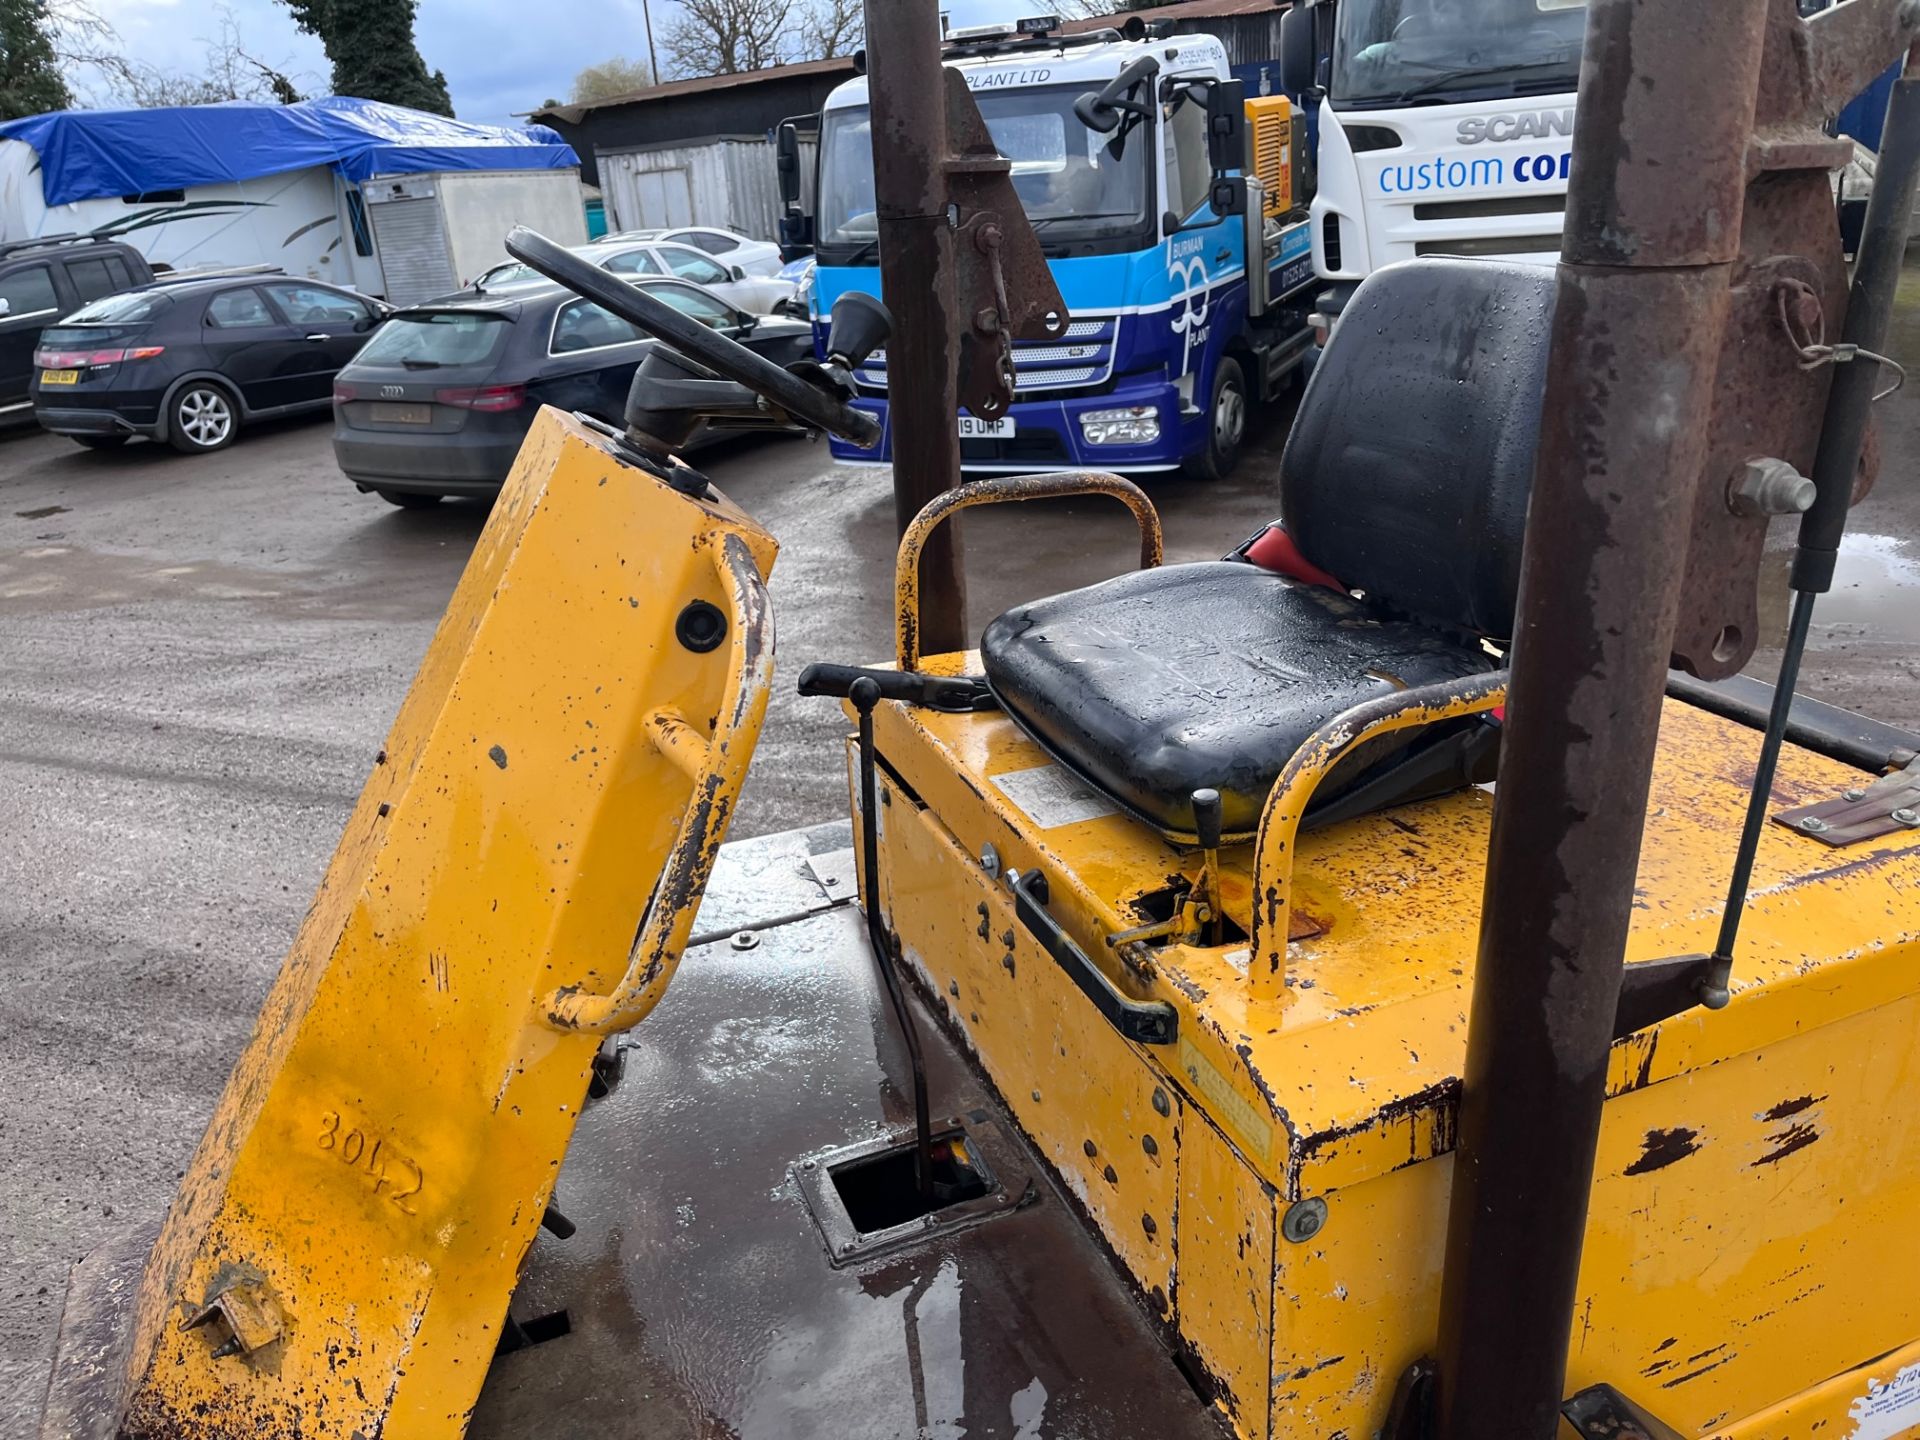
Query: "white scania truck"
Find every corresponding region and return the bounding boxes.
[1275,0,1585,340]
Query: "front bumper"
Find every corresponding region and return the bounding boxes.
[828,375,1197,473]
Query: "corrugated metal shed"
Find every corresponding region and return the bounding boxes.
[598,133,816,241]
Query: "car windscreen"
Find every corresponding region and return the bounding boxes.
[354,311,513,369]
[59,290,172,325]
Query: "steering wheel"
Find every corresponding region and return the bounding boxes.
[504,227,880,449]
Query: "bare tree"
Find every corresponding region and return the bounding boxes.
[571,55,655,103]
[658,0,793,77]
[798,0,861,59]
[51,2,308,107]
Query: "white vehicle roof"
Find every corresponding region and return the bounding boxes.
[821,32,1229,113]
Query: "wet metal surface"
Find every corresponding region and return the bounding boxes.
[469,830,1222,1440]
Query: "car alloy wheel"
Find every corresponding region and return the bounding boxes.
[173,386,236,452]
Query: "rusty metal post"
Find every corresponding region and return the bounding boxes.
[864,0,968,656]
[1431,2,1774,1436]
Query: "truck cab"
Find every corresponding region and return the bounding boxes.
[807,18,1316,480]
[1284,0,1583,338]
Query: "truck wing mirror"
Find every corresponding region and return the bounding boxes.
[1074,54,1161,134]
[776,121,803,207]
[1280,5,1316,97]
[1205,78,1245,171]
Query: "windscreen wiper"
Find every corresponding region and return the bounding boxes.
[1389,58,1574,105]
[1028,212,1140,232]
[830,237,881,265]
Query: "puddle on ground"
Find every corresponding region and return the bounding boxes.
[1757,530,1920,644]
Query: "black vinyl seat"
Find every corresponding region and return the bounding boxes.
[980,258,1557,839]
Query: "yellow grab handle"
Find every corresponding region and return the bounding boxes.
[895,470,1163,669]
[1247,672,1508,1005]
[543,532,776,1034]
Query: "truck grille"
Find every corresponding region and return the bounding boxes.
[857,317,1116,395]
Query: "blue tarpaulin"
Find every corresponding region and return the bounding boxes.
[0,97,577,207]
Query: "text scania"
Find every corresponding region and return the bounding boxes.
[1455,108,1574,145]
[1376,151,1570,194]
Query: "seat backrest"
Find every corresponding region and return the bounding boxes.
[1280,257,1555,640]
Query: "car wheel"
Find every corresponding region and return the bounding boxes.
[1185,356,1246,483]
[168,383,240,454]
[71,434,129,450]
[377,490,444,510]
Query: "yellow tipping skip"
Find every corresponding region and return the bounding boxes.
[116,409,777,1438]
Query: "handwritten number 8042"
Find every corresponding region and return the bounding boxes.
[317,1110,424,1214]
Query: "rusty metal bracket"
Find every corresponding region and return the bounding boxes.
[178,1266,285,1364]
[1774,754,1920,845]
[1667,0,1920,678]
[1561,1383,1688,1440]
[942,68,1069,420]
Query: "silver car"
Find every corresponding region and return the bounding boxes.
[469,239,796,314]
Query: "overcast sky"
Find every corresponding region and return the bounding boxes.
[81,0,1027,126]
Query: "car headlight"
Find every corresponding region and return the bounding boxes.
[1079,406,1160,446]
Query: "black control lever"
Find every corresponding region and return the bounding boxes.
[845,677,937,1205]
[503,226,881,450]
[798,662,996,713]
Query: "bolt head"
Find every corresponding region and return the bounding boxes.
[1845,788,1867,802]
[980,843,1002,879]
[1799,815,1829,833]
[729,929,760,951]
[1282,1196,1329,1244]
[1729,457,1816,518]
[1894,807,1920,827]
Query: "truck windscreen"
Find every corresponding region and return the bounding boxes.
[1331,0,1585,108]
[815,84,1152,261]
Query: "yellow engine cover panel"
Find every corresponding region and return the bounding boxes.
[863,664,1920,1440]
[116,409,777,1438]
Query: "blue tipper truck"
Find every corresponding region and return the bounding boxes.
[779,14,1315,481]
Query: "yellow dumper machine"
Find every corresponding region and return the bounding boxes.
[40,2,1920,1437]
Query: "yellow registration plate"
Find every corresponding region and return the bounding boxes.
[40,369,79,386]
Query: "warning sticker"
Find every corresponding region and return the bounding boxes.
[990,763,1120,829]
[1849,1361,1920,1440]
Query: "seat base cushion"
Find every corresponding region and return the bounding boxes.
[980,562,1497,839]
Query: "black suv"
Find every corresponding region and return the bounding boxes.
[31,272,387,453]
[0,236,154,429]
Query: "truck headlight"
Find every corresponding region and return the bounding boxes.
[1079,406,1160,446]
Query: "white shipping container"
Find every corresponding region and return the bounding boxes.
[361,169,589,305]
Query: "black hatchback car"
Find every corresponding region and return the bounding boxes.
[331,276,811,507]
[31,273,386,453]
